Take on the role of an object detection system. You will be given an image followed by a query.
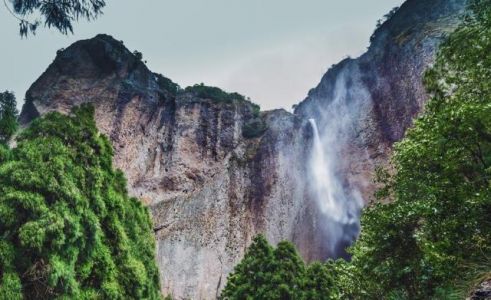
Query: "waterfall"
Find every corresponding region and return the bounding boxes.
[309,119,347,221]
[306,67,367,259]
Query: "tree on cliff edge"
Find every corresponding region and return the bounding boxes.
[0,105,161,299]
[3,0,106,37]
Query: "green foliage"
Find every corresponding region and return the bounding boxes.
[221,235,339,300]
[155,74,181,97]
[183,84,264,136]
[184,83,247,103]
[370,6,400,42]
[5,0,106,37]
[133,50,143,61]
[0,91,19,144]
[182,84,262,132]
[303,262,338,299]
[348,0,491,298]
[0,105,161,299]
[242,118,267,139]
[221,235,275,299]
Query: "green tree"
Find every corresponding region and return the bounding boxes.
[222,236,342,300]
[303,262,338,300]
[0,105,161,299]
[3,0,106,37]
[349,0,491,298]
[221,235,275,299]
[268,241,305,299]
[0,91,18,144]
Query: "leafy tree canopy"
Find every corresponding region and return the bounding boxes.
[0,105,161,299]
[221,235,340,300]
[184,83,248,103]
[0,91,18,144]
[348,0,491,298]
[3,0,106,37]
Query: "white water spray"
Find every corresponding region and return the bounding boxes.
[306,66,369,258]
[309,119,347,222]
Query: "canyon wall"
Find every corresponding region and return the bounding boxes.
[19,0,468,298]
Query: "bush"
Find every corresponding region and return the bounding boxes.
[184,83,246,102]
[133,50,143,61]
[155,73,181,96]
[242,118,267,139]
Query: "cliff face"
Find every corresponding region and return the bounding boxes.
[19,0,469,298]
[20,34,322,298]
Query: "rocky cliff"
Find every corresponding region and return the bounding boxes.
[19,0,469,298]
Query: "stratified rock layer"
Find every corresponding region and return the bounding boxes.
[19,1,468,298]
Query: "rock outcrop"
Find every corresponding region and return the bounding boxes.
[19,0,469,298]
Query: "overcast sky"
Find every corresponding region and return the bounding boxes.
[0,0,404,111]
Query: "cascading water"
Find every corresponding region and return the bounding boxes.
[309,119,347,221]
[306,65,368,259]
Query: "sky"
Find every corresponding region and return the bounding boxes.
[0,0,404,111]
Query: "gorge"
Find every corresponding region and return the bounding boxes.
[17,0,469,298]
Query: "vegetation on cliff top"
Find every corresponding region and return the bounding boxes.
[223,0,491,299]
[183,83,260,109]
[0,105,161,299]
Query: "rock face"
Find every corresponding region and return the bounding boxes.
[19,0,468,298]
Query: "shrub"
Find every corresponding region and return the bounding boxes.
[155,74,181,96]
[184,83,246,102]
[242,118,267,139]
[133,50,143,61]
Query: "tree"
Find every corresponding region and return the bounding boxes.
[269,241,305,300]
[0,91,18,144]
[133,50,143,61]
[304,262,339,300]
[0,105,161,299]
[221,235,275,299]
[349,0,491,298]
[2,0,106,37]
[221,236,341,300]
